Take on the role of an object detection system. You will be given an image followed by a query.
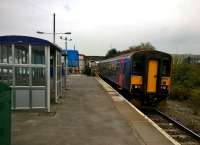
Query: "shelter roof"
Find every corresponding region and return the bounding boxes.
[0,35,62,51]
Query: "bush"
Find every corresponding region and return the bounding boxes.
[83,66,96,76]
[170,64,200,102]
[83,66,91,76]
[171,85,191,101]
[189,89,200,114]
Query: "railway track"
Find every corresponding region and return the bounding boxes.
[100,76,200,144]
[141,108,200,145]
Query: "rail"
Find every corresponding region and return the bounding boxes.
[154,109,200,141]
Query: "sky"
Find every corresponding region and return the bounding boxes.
[0,0,200,56]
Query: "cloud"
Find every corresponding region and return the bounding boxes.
[64,4,71,11]
[0,0,200,55]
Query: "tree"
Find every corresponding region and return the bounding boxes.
[129,42,155,51]
[105,48,118,58]
[105,42,156,58]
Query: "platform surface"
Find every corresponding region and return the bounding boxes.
[96,77,178,145]
[12,75,177,145]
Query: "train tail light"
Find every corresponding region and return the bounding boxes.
[161,85,168,90]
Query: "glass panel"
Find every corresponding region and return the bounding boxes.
[32,90,46,107]
[32,45,45,64]
[57,52,61,65]
[0,44,12,63]
[57,52,62,80]
[15,90,30,108]
[32,68,46,86]
[15,44,29,64]
[15,67,29,86]
[57,66,61,80]
[50,56,54,78]
[0,67,13,85]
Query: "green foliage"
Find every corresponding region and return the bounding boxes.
[129,42,155,51]
[171,63,200,114]
[171,85,191,100]
[190,89,200,114]
[120,42,156,55]
[83,66,91,76]
[90,69,96,76]
[105,42,156,58]
[172,64,200,88]
[83,66,95,76]
[105,48,118,58]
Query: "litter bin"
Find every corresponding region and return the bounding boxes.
[0,83,11,145]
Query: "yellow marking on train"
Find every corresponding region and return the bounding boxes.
[147,60,158,93]
[131,75,143,85]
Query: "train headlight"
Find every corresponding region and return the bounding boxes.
[133,85,142,89]
[131,85,143,93]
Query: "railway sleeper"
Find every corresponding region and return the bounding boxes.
[157,122,174,128]
[171,134,193,142]
[165,129,182,135]
[151,118,169,123]
[181,141,200,145]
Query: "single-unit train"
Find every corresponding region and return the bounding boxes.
[98,50,172,106]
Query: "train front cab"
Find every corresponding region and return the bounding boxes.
[130,51,172,106]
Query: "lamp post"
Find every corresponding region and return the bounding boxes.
[60,36,72,77]
[36,31,71,43]
[37,31,71,35]
[60,36,72,51]
[36,13,72,43]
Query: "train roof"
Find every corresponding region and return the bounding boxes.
[100,50,171,63]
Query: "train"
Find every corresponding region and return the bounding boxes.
[98,50,172,107]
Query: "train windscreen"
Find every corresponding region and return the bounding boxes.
[132,54,144,75]
[161,59,171,76]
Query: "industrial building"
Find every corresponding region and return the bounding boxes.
[79,54,86,73]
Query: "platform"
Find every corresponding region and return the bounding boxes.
[12,75,178,145]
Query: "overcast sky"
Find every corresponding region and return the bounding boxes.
[0,0,200,55]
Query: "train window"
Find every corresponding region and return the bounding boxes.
[132,55,144,75]
[162,59,171,76]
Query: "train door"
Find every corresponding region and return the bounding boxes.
[147,60,158,93]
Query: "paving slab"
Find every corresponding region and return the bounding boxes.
[12,75,144,145]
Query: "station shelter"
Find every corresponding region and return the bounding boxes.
[0,35,63,112]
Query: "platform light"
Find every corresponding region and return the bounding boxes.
[36,13,72,43]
